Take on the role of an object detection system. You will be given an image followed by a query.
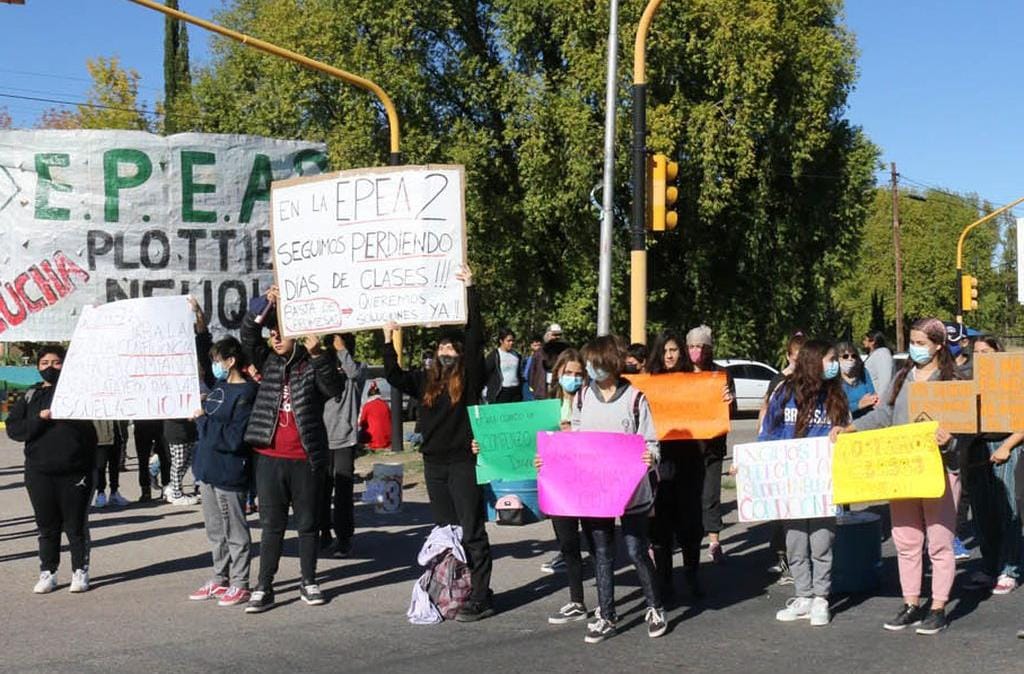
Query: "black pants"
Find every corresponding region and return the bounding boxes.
[25,468,92,573]
[95,443,120,493]
[495,387,523,403]
[551,516,594,604]
[134,420,169,490]
[319,446,356,542]
[702,451,725,534]
[651,450,705,589]
[256,454,323,589]
[424,460,492,602]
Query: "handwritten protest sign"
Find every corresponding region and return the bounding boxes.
[50,296,201,420]
[832,421,946,504]
[536,431,649,517]
[976,352,1024,432]
[626,372,730,440]
[733,436,836,522]
[908,380,979,434]
[469,399,560,484]
[269,165,467,337]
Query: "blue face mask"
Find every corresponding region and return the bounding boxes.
[559,374,583,393]
[822,361,840,380]
[586,362,609,382]
[909,344,933,365]
[212,361,228,381]
[947,341,963,358]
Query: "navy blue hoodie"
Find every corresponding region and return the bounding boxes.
[193,380,258,491]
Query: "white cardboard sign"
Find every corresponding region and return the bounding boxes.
[50,296,201,420]
[269,164,467,336]
[733,436,838,522]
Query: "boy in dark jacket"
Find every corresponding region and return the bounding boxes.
[240,286,345,613]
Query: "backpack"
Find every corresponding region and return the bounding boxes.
[574,385,644,432]
[495,494,525,526]
[425,550,472,620]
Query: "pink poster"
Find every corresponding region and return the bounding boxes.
[537,431,650,518]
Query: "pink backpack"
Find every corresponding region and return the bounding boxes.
[425,551,472,620]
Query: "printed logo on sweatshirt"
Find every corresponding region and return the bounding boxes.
[783,406,831,427]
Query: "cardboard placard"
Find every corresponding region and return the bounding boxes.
[733,436,837,522]
[269,165,467,336]
[908,380,978,434]
[469,399,561,484]
[832,421,946,504]
[976,352,1024,432]
[625,372,730,440]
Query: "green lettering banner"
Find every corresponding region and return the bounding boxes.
[469,399,561,484]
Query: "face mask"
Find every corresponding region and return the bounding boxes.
[586,362,610,382]
[909,344,934,365]
[438,354,457,368]
[212,361,228,381]
[624,363,639,374]
[39,366,60,385]
[822,361,840,380]
[840,359,855,375]
[559,374,583,393]
[687,347,704,363]
[947,342,963,358]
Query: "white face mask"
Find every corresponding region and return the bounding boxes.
[840,359,856,375]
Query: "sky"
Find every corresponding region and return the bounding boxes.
[0,1,1022,210]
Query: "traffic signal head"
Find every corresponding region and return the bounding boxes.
[960,274,979,312]
[648,153,679,232]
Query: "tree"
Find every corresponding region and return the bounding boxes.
[163,0,193,134]
[36,57,152,131]
[0,106,11,129]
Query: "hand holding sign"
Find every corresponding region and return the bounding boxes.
[831,421,946,504]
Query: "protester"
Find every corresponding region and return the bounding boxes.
[240,285,345,613]
[945,322,973,378]
[834,318,961,635]
[320,332,368,559]
[760,339,849,626]
[625,343,648,374]
[529,324,569,399]
[484,327,524,403]
[92,419,129,508]
[358,380,392,450]
[134,419,169,502]
[835,340,878,420]
[862,330,894,398]
[382,265,495,622]
[189,337,259,607]
[522,335,543,401]
[7,345,98,594]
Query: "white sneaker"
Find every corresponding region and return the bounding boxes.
[809,596,830,626]
[993,574,1018,595]
[93,491,107,508]
[69,568,89,593]
[108,491,130,507]
[33,571,57,594]
[163,485,175,502]
[776,596,813,622]
[170,494,201,506]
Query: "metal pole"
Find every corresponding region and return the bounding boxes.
[389,151,405,452]
[891,162,904,353]
[597,0,619,337]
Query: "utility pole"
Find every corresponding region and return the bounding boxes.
[596,0,620,337]
[891,162,905,353]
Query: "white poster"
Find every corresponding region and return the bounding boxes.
[270,164,467,336]
[733,436,838,522]
[50,296,201,420]
[0,130,327,341]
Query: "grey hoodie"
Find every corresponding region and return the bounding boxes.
[323,348,369,450]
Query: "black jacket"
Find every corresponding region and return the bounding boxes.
[384,286,484,464]
[6,385,98,474]
[240,313,345,469]
[483,348,523,403]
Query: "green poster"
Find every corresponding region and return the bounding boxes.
[469,399,561,484]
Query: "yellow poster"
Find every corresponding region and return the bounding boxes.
[832,421,946,504]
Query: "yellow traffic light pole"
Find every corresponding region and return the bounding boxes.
[954,194,1024,324]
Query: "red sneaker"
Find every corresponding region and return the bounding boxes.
[189,581,228,601]
[218,586,252,607]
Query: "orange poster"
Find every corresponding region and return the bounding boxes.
[907,380,978,434]
[626,372,730,441]
[976,352,1024,433]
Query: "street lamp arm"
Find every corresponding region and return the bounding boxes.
[956,195,1024,270]
[633,0,665,85]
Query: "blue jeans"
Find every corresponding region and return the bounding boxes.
[966,439,1022,579]
[587,512,661,621]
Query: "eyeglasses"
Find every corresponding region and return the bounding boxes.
[839,353,857,360]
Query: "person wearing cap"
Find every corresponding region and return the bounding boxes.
[944,322,973,379]
[529,323,569,399]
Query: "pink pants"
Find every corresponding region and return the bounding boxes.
[889,471,961,603]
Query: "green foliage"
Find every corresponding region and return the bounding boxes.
[37,57,151,131]
[162,0,193,134]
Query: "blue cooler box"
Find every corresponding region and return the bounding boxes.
[484,479,545,523]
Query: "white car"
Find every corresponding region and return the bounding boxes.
[714,359,780,413]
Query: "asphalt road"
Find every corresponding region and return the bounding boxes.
[1,419,1022,673]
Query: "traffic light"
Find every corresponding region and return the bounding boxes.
[647,153,679,231]
[960,274,979,312]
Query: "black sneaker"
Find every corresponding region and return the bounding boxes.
[318,533,333,552]
[646,607,668,638]
[300,583,326,606]
[245,589,275,614]
[330,538,352,559]
[883,603,924,631]
[540,552,566,574]
[548,602,588,625]
[137,489,152,503]
[584,614,617,644]
[915,609,948,635]
[455,597,495,622]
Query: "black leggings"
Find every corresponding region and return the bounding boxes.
[319,447,356,542]
[551,516,595,604]
[424,460,492,602]
[95,444,120,493]
[25,468,92,573]
[256,455,323,588]
[134,420,169,489]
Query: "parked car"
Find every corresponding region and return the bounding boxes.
[714,359,780,413]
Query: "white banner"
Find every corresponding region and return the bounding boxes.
[270,165,467,336]
[0,130,326,341]
[50,296,201,420]
[733,436,838,522]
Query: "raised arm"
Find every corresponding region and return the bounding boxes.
[382,322,423,397]
[461,269,485,400]
[240,288,275,372]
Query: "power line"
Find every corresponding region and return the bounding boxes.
[0,66,162,92]
[0,92,161,118]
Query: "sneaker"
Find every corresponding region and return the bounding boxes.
[540,552,566,574]
[189,581,228,601]
[953,537,970,561]
[915,609,948,635]
[707,541,725,564]
[584,613,617,644]
[548,602,588,625]
[775,597,813,622]
[170,494,201,506]
[993,574,1017,595]
[777,570,795,586]
[455,597,495,622]
[646,607,668,638]
[69,568,89,593]
[300,583,326,606]
[810,597,830,626]
[138,488,152,503]
[108,491,130,507]
[883,603,924,631]
[330,538,352,559]
[217,586,251,607]
[93,491,108,508]
[245,501,257,515]
[163,484,175,501]
[964,571,994,590]
[245,589,275,614]
[33,571,57,594]
[768,558,788,574]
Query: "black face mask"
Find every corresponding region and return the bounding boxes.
[624,363,639,374]
[40,367,61,385]
[437,355,457,368]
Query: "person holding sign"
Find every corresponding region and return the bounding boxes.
[382,266,495,622]
[6,345,98,594]
[833,318,961,635]
[240,286,346,614]
[760,339,849,626]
